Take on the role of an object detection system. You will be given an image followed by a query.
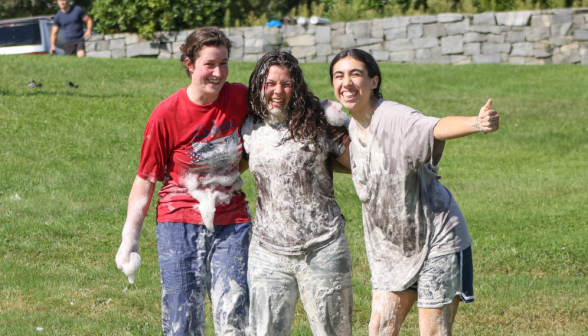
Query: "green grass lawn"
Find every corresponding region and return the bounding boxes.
[1,55,587,335]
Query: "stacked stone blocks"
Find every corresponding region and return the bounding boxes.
[87,8,588,65]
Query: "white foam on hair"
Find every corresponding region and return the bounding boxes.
[321,99,349,127]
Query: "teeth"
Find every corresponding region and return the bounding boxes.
[342,92,357,98]
[209,79,220,83]
[272,99,283,103]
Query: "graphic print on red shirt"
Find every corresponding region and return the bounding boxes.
[137,83,251,227]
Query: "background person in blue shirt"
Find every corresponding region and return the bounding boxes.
[50,0,93,57]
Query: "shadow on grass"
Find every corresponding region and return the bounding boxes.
[0,88,135,99]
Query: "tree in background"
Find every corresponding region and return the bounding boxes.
[3,0,584,33]
[90,0,230,36]
[0,0,93,20]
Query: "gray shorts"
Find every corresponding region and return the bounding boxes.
[402,246,474,309]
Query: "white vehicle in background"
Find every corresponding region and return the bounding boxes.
[0,16,64,55]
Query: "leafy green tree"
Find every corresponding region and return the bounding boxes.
[90,0,229,36]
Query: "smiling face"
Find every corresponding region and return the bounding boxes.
[263,65,292,120]
[185,45,229,104]
[331,57,379,115]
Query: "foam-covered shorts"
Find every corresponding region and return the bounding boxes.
[401,246,474,309]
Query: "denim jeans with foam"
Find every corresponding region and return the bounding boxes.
[156,221,251,336]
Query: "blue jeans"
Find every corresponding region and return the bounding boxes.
[156,222,251,336]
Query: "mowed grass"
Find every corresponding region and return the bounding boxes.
[1,55,587,336]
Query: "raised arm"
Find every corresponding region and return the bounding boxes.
[50,25,59,54]
[433,99,499,141]
[115,176,155,278]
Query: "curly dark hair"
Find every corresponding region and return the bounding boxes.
[247,51,333,144]
[180,27,233,77]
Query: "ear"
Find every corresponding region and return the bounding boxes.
[370,75,379,90]
[185,58,194,74]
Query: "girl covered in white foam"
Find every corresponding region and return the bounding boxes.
[241,51,353,336]
[329,48,500,336]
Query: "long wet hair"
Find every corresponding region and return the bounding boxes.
[329,49,383,100]
[247,51,331,144]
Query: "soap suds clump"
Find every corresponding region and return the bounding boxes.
[181,131,245,232]
[321,99,349,127]
[121,252,141,284]
[184,170,243,232]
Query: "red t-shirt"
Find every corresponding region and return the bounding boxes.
[137,83,251,225]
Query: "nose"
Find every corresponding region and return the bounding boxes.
[343,75,353,87]
[212,65,222,78]
[273,84,284,95]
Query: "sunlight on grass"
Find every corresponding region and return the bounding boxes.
[1,55,587,335]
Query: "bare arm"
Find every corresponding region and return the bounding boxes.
[115,176,155,270]
[50,25,59,54]
[82,15,93,38]
[433,99,499,141]
[334,147,351,174]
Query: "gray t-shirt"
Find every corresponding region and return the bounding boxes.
[349,99,472,292]
[242,116,349,255]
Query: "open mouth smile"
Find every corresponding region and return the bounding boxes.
[341,91,358,100]
[270,98,285,107]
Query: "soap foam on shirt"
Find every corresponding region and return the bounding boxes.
[184,170,243,232]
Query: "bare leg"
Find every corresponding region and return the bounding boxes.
[418,296,460,336]
[369,291,417,336]
[77,49,85,57]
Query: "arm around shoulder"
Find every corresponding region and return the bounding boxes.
[334,147,351,174]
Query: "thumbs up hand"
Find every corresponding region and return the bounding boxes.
[477,99,499,134]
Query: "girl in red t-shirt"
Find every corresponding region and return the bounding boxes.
[115,27,251,336]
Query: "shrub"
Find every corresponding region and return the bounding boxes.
[90,0,230,37]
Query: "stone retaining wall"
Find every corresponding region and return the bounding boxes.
[87,8,588,65]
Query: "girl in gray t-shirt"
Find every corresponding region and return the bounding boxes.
[241,51,353,336]
[329,49,500,336]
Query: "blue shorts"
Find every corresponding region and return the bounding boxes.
[156,221,251,336]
